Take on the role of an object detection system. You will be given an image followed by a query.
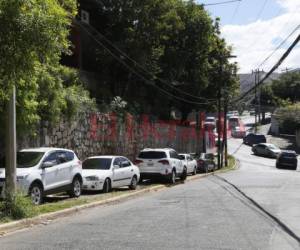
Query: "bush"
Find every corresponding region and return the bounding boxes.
[0,193,36,220]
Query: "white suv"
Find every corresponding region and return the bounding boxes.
[0,147,82,205]
[135,148,186,183]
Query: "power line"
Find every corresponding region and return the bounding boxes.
[75,19,217,102]
[257,24,300,68]
[202,0,241,7]
[230,0,241,23]
[234,33,300,103]
[239,24,300,91]
[255,0,268,21]
[76,21,215,106]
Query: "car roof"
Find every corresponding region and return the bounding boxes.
[140,148,174,152]
[20,147,74,153]
[85,156,126,159]
[281,150,297,154]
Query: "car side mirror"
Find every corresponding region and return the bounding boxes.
[113,165,120,170]
[41,161,55,169]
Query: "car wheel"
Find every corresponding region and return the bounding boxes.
[180,167,187,181]
[29,183,43,205]
[129,176,138,190]
[192,167,197,175]
[69,177,82,198]
[168,170,176,184]
[103,178,111,193]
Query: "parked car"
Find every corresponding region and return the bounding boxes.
[197,153,217,173]
[231,126,246,138]
[276,151,298,170]
[179,154,198,175]
[0,147,82,205]
[135,148,186,183]
[82,156,140,192]
[252,143,281,158]
[243,133,266,146]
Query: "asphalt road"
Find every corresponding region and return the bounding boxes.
[1,114,300,249]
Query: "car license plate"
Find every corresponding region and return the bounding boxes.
[208,164,214,168]
[147,163,154,166]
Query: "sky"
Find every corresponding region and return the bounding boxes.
[198,0,300,73]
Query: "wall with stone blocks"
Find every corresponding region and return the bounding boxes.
[17,112,203,161]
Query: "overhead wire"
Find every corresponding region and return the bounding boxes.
[234,33,300,103]
[76,20,216,106]
[74,19,217,102]
[202,0,241,7]
[230,0,241,23]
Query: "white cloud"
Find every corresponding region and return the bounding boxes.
[221,1,300,73]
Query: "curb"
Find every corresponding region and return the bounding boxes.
[0,185,165,236]
[0,159,237,236]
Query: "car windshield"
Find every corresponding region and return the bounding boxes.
[138,151,167,159]
[268,145,278,150]
[281,152,296,157]
[82,158,112,170]
[17,152,45,168]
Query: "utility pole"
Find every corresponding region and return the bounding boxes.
[223,99,228,167]
[257,69,261,124]
[217,71,222,169]
[254,69,258,133]
[5,85,17,197]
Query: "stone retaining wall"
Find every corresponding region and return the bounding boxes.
[17,112,204,161]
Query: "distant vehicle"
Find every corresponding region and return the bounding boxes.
[82,156,140,192]
[228,116,240,129]
[276,151,298,170]
[249,110,255,115]
[243,133,266,146]
[252,143,281,158]
[179,154,198,175]
[197,153,217,173]
[135,148,186,183]
[0,148,82,205]
[205,116,216,124]
[231,126,246,138]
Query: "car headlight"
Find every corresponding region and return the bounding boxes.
[85,176,100,181]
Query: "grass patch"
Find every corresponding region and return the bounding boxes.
[217,155,237,173]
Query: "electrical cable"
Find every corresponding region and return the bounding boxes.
[239,24,300,92]
[233,33,300,103]
[76,21,216,106]
[230,0,241,23]
[74,19,217,102]
[202,0,241,7]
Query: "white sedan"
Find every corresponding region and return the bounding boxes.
[179,154,198,175]
[82,156,140,192]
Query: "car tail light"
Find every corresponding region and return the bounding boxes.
[158,160,169,165]
[134,159,143,165]
[77,160,82,168]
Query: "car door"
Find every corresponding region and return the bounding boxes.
[186,155,193,173]
[112,157,125,188]
[120,157,134,186]
[170,151,183,174]
[56,150,73,186]
[41,151,62,190]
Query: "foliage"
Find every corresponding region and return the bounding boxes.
[79,0,238,120]
[0,1,96,136]
[260,71,300,108]
[275,103,300,134]
[0,192,37,220]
